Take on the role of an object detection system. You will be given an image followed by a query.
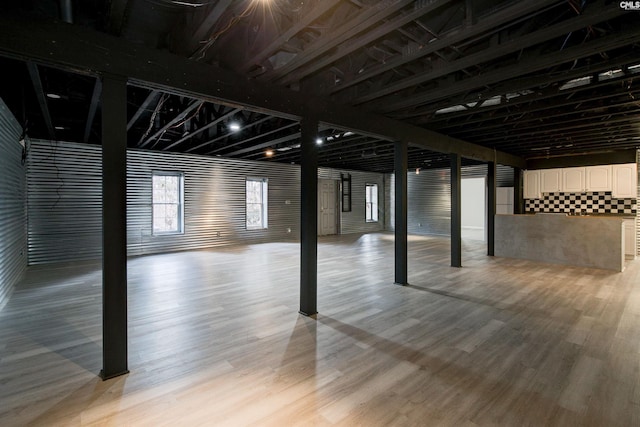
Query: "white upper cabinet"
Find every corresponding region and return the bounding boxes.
[585,165,611,192]
[612,163,638,198]
[562,167,585,193]
[524,163,637,198]
[523,170,540,199]
[540,169,562,193]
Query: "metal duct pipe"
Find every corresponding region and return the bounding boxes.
[60,0,73,23]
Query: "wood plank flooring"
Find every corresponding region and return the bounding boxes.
[1,232,640,426]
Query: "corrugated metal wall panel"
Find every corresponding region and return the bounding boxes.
[385,173,394,231]
[385,164,514,235]
[126,148,302,256]
[27,140,103,264]
[319,168,385,234]
[636,150,640,255]
[0,98,26,309]
[27,141,386,264]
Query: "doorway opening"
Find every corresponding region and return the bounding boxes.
[461,177,486,241]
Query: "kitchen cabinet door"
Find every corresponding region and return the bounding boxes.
[612,163,638,198]
[585,165,611,192]
[562,167,585,193]
[540,169,562,194]
[523,170,540,199]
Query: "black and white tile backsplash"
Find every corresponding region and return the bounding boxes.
[525,191,637,215]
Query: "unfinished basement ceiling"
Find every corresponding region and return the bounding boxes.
[1,0,640,172]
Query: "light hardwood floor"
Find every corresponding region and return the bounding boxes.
[1,233,640,426]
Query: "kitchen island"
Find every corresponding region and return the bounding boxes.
[495,213,625,271]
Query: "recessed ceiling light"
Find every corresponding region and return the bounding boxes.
[316,138,323,145]
[46,93,61,99]
[265,149,274,157]
[229,122,241,132]
[54,126,65,130]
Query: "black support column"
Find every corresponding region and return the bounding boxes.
[513,167,523,214]
[100,75,129,380]
[394,141,408,285]
[299,116,319,316]
[450,153,462,267]
[487,161,497,256]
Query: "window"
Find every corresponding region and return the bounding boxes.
[246,178,268,229]
[152,172,184,234]
[366,183,378,222]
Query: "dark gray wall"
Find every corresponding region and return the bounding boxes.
[386,164,514,235]
[0,98,26,309]
[27,140,384,264]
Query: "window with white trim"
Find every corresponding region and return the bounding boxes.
[365,183,378,222]
[246,178,268,229]
[152,172,184,234]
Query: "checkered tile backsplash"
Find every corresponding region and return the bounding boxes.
[525,191,637,214]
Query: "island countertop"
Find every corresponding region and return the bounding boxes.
[495,213,625,271]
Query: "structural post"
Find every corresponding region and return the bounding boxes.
[100,74,129,380]
[450,153,462,267]
[394,141,408,285]
[513,167,523,214]
[299,116,319,316]
[487,161,497,256]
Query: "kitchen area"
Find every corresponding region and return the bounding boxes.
[495,162,638,272]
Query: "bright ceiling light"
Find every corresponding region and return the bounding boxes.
[229,122,241,132]
[316,138,323,145]
[46,93,61,99]
[265,149,274,157]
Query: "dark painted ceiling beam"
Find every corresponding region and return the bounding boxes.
[238,0,342,73]
[236,124,332,158]
[163,107,242,151]
[232,131,302,157]
[498,131,640,152]
[447,98,640,135]
[480,121,640,145]
[188,0,234,56]
[127,90,160,131]
[275,0,453,86]
[350,2,625,105]
[192,115,274,154]
[481,114,640,139]
[408,54,640,122]
[263,0,416,82]
[139,99,204,148]
[376,26,640,113]
[83,77,101,143]
[209,121,299,155]
[107,0,130,36]
[25,61,56,139]
[430,80,640,127]
[0,12,525,168]
[267,135,372,162]
[330,0,562,95]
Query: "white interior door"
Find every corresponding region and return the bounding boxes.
[319,180,337,236]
